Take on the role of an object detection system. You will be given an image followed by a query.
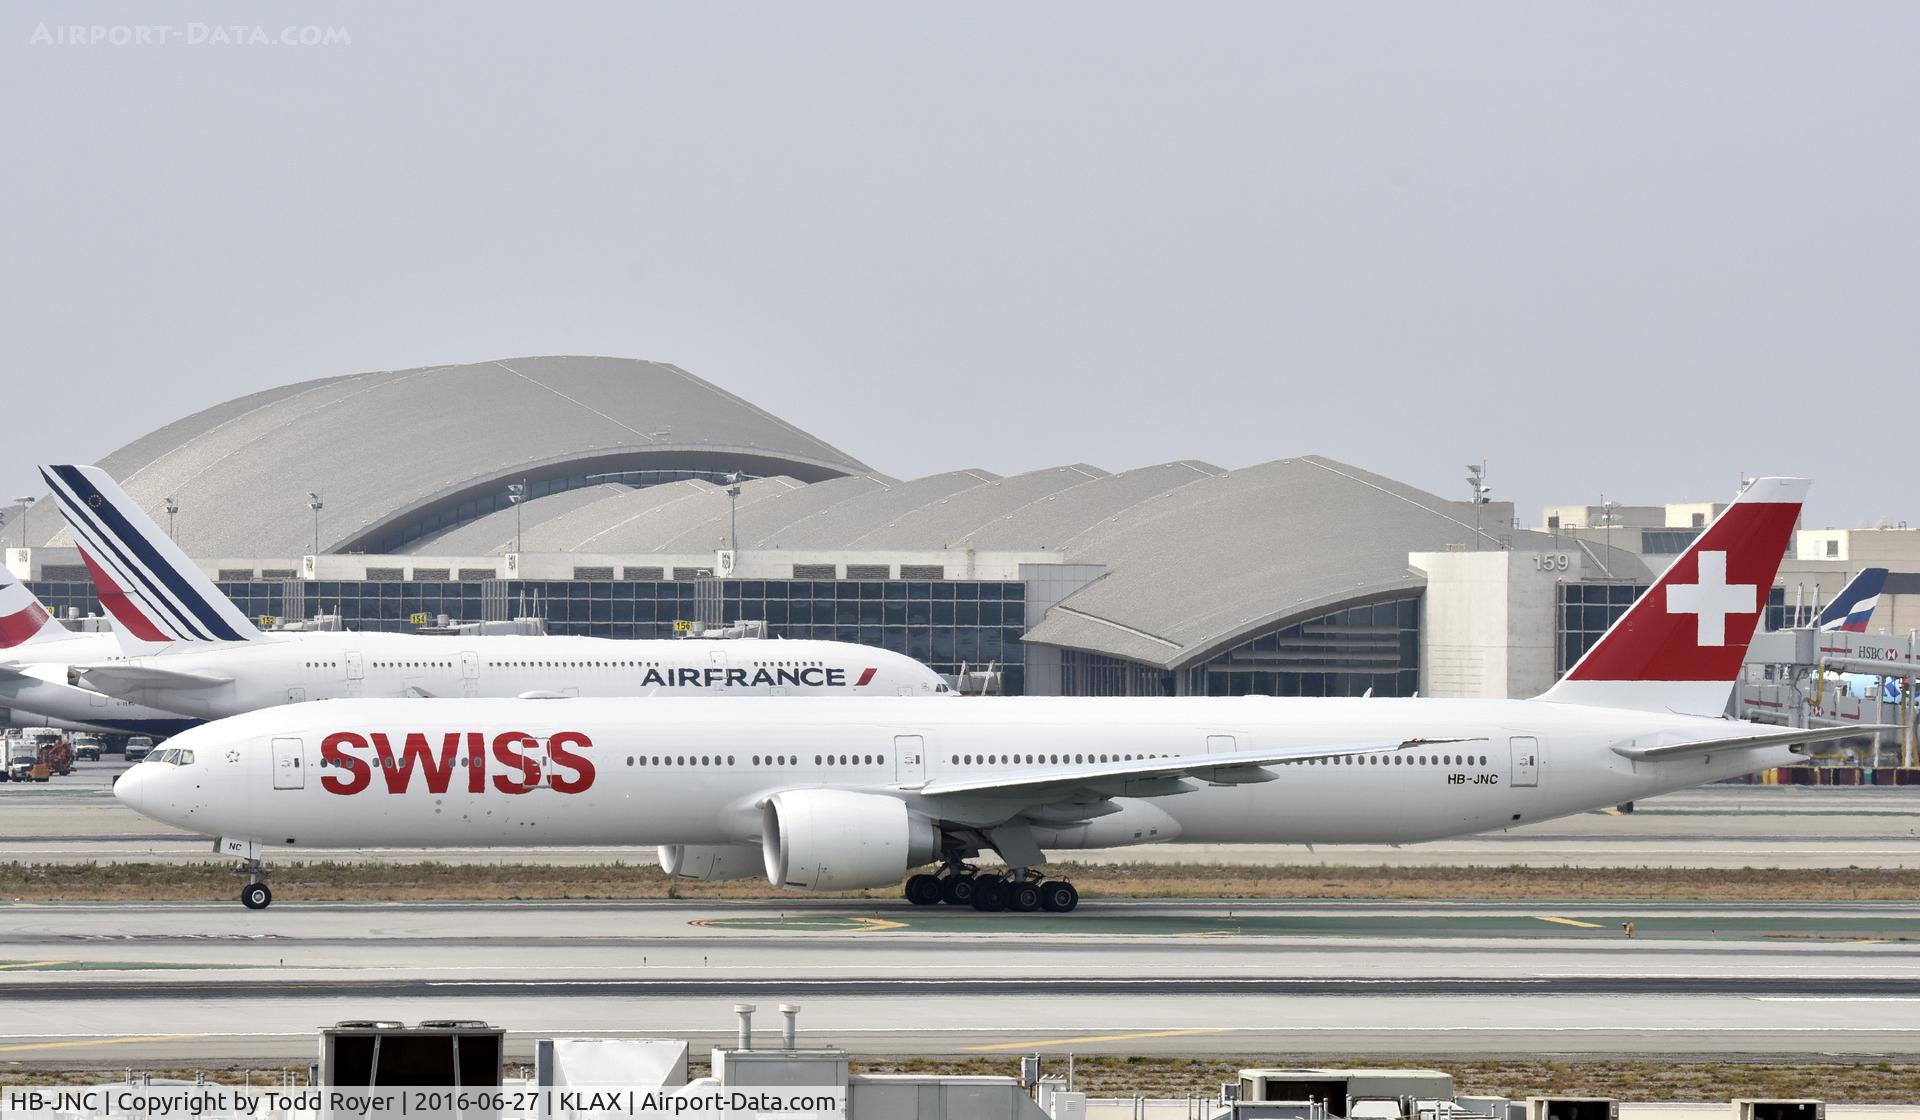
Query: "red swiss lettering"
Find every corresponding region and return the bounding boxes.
[320,732,371,795]
[491,731,541,794]
[372,731,460,794]
[546,730,595,794]
[466,730,486,794]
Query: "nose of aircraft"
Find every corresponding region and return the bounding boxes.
[113,762,150,814]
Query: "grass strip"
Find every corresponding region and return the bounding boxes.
[4,860,1920,902]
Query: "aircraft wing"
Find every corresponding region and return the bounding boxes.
[914,736,1484,802]
[1612,723,1900,761]
[73,663,233,692]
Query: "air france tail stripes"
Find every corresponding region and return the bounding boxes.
[1816,568,1888,634]
[40,464,261,644]
[43,465,219,641]
[77,547,173,643]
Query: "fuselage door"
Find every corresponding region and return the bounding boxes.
[1207,734,1237,755]
[1510,735,1541,788]
[271,737,305,790]
[460,651,479,698]
[894,735,927,787]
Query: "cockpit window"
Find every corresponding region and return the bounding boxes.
[150,748,194,766]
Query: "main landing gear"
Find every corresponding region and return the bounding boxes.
[238,858,273,910]
[902,865,1078,913]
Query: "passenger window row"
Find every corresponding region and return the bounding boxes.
[951,752,1165,765]
[1286,753,1491,767]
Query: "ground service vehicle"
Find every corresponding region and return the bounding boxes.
[124,735,155,762]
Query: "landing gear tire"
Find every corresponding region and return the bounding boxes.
[904,874,943,906]
[1008,881,1043,913]
[241,882,272,910]
[940,874,977,907]
[970,877,1011,912]
[1039,880,1078,913]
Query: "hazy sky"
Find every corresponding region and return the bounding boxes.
[5,2,1915,531]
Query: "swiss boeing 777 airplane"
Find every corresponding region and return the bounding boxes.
[114,476,1878,911]
[40,464,951,722]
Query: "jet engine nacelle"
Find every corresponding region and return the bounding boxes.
[658,843,763,882]
[761,789,938,891]
[1029,799,1183,848]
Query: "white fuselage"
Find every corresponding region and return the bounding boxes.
[87,634,948,719]
[0,633,202,735]
[118,695,1793,851]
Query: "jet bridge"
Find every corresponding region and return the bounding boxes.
[1738,627,1919,771]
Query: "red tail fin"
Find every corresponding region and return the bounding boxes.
[1538,477,1807,714]
[0,567,66,649]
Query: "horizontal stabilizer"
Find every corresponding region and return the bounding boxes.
[74,662,233,692]
[1613,723,1899,761]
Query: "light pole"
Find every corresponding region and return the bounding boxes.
[1598,496,1621,577]
[307,492,324,555]
[1464,463,1491,550]
[508,481,526,555]
[724,472,744,557]
[10,496,33,549]
[164,496,179,542]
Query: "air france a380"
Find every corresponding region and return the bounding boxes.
[38,464,951,723]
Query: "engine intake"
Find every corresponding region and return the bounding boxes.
[762,789,938,890]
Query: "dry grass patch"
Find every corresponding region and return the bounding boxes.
[4,860,1920,903]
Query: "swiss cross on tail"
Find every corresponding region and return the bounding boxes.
[1540,477,1808,714]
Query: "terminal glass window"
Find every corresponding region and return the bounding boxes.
[1058,594,1421,698]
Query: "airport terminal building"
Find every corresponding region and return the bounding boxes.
[4,356,1908,699]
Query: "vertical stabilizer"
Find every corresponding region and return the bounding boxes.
[1538,477,1807,714]
[40,464,267,646]
[1814,567,1888,634]
[0,566,70,649]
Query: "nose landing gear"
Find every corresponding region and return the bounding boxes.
[237,858,272,910]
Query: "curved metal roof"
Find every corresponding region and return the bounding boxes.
[843,465,1109,550]
[407,482,634,556]
[507,479,722,554]
[1025,456,1650,669]
[28,356,868,557]
[759,470,1000,550]
[963,460,1224,552]
[571,475,810,554]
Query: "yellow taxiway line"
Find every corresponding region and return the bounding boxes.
[0,1035,204,1054]
[1534,915,1605,929]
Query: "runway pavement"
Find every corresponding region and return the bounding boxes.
[3,898,1919,1067]
[7,762,1920,869]
[6,765,1920,1069]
